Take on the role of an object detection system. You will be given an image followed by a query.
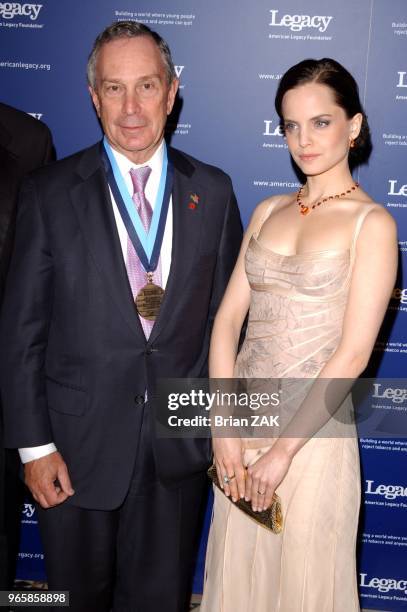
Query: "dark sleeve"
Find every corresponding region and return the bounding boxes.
[0,122,55,304]
[196,178,243,376]
[0,177,54,448]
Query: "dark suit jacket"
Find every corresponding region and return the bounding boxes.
[0,141,242,510]
[0,102,54,302]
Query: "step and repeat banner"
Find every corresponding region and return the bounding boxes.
[1,0,406,608]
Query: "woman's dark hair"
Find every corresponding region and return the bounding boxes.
[275,58,372,167]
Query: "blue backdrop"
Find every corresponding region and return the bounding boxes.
[1,1,406,608]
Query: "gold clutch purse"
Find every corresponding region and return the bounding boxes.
[207,464,283,534]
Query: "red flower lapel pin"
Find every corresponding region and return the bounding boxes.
[188,193,199,210]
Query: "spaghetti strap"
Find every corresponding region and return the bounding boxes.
[350,204,377,264]
[253,198,279,238]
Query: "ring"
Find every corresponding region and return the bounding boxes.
[223,474,236,484]
[257,490,266,495]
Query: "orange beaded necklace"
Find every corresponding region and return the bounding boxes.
[297,182,360,216]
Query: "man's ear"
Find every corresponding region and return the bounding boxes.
[89,86,101,117]
[166,78,179,116]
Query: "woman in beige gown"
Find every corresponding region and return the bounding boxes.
[200,59,398,611]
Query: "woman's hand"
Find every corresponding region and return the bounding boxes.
[213,437,245,502]
[245,445,292,512]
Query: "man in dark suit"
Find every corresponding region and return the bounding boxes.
[0,22,242,611]
[0,103,54,588]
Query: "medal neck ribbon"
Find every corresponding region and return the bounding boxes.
[102,137,173,274]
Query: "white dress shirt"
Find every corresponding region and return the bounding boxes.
[19,140,173,463]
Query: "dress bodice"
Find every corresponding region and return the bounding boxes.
[235,203,374,379]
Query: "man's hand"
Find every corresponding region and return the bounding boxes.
[24,451,75,508]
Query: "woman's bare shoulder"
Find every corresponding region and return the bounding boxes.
[341,187,396,231]
[354,193,396,225]
[250,192,294,225]
[354,200,397,245]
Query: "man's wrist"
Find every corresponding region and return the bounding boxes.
[19,443,57,464]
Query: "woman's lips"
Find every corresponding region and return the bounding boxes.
[298,154,321,162]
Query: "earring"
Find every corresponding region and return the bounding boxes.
[349,138,356,149]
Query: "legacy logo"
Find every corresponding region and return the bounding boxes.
[372,382,407,402]
[22,503,35,518]
[388,180,407,196]
[174,65,185,89]
[263,119,284,137]
[0,3,42,20]
[174,65,184,79]
[27,112,43,120]
[392,288,407,305]
[269,9,332,33]
[360,573,407,594]
[397,71,407,88]
[365,479,407,500]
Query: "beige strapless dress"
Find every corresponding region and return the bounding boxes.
[199,206,374,612]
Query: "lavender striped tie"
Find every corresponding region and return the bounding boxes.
[126,166,162,338]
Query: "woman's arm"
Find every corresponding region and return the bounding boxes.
[314,207,397,377]
[210,198,277,501]
[247,206,398,511]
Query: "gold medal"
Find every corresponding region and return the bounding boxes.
[135,273,164,321]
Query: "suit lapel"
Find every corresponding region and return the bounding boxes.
[149,147,205,343]
[70,144,146,340]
